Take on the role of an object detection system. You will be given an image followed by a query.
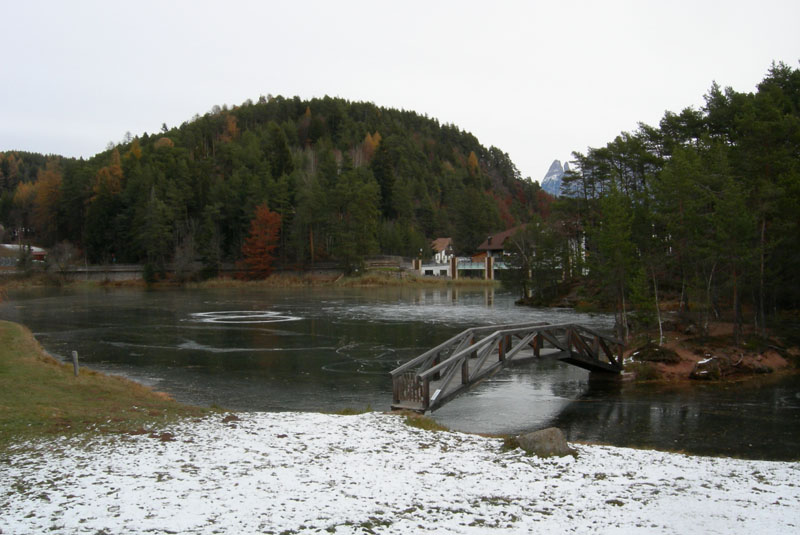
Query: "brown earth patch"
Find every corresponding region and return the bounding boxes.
[626,321,794,383]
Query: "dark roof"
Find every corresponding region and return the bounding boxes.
[476,226,525,252]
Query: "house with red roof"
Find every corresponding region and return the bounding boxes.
[474,225,525,260]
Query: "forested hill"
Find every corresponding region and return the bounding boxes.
[0,96,545,269]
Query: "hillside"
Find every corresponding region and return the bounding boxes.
[0,96,545,272]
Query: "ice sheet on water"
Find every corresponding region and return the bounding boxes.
[187,310,302,324]
[323,300,614,331]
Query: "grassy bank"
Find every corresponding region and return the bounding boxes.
[0,320,207,449]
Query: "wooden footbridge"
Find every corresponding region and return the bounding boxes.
[390,321,624,413]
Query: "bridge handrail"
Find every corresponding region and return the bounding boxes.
[571,323,624,346]
[417,322,577,380]
[390,319,624,412]
[417,336,495,380]
[389,321,552,376]
[389,329,476,376]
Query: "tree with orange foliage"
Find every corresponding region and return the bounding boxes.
[219,114,239,143]
[467,151,480,176]
[92,149,123,201]
[237,204,281,279]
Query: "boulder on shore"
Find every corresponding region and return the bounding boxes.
[690,356,722,380]
[631,342,681,364]
[517,427,576,458]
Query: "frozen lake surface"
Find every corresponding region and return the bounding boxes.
[2,286,798,460]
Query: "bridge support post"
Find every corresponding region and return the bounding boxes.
[532,333,542,357]
[484,256,494,280]
[422,377,431,410]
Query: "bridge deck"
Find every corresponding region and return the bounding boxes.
[390,322,623,413]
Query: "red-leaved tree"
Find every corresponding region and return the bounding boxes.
[237,204,281,279]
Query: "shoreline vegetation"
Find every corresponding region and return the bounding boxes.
[621,309,800,383]
[0,268,501,291]
[0,320,208,450]
[0,318,450,451]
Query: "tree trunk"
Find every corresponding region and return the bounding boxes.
[679,276,686,314]
[730,266,740,345]
[309,226,315,265]
[620,280,629,341]
[703,262,716,337]
[758,218,767,338]
[652,267,663,345]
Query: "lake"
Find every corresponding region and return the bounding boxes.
[1,285,797,460]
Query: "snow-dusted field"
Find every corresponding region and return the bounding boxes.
[2,412,798,534]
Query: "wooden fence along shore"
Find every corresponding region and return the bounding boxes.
[390,322,624,412]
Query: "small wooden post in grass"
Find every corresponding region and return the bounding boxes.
[71,350,79,376]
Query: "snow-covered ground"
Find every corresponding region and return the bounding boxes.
[2,412,798,534]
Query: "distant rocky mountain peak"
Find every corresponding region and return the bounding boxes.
[540,159,565,196]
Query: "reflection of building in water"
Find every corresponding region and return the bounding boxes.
[413,288,459,304]
[410,286,492,306]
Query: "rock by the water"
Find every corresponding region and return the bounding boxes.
[690,357,722,380]
[517,427,576,458]
[631,343,681,364]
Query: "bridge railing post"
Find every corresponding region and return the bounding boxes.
[422,377,431,410]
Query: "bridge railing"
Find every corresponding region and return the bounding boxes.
[390,321,623,412]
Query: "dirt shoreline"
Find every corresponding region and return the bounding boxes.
[626,320,799,383]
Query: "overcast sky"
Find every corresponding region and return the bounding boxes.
[2,0,798,183]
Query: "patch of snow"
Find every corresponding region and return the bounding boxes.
[2,412,799,534]
[698,358,714,365]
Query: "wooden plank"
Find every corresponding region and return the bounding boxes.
[468,340,498,381]
[504,332,536,361]
[420,336,494,379]
[433,354,466,403]
[391,329,474,376]
[539,329,567,351]
[570,329,598,361]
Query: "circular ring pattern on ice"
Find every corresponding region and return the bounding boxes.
[189,311,301,324]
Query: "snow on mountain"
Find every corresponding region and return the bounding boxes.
[541,159,565,196]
